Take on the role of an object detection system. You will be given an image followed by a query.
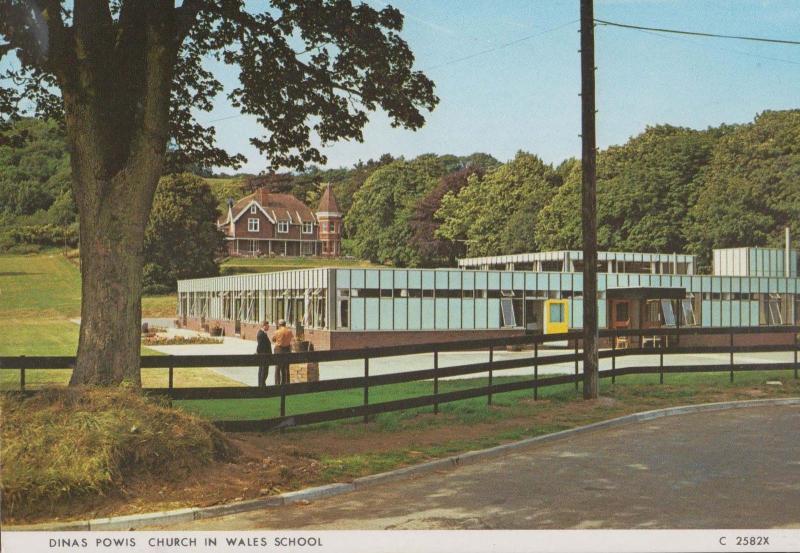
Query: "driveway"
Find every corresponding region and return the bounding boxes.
[149,404,800,529]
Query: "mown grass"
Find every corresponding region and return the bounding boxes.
[0,387,239,519]
[0,367,243,391]
[175,368,799,422]
[0,251,177,356]
[220,255,381,276]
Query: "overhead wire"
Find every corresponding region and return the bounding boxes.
[595,18,800,46]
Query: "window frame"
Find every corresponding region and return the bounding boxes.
[277,221,290,234]
[302,222,313,234]
[247,218,260,232]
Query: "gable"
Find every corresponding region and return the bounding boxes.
[231,200,276,225]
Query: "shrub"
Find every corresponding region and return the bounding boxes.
[0,387,238,520]
[0,223,79,251]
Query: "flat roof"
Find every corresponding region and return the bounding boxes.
[458,250,697,267]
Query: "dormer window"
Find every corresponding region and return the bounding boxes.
[302,222,313,234]
[277,221,289,233]
[247,218,260,232]
[250,205,257,214]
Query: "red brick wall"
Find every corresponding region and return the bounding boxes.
[180,317,796,351]
[232,210,274,239]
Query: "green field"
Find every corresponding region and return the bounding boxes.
[220,255,381,276]
[0,251,381,355]
[0,252,167,356]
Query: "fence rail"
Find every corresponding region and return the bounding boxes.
[1,326,798,431]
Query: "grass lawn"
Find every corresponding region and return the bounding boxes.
[0,251,177,355]
[175,368,799,423]
[0,367,241,390]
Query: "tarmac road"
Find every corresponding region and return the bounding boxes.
[150,404,800,529]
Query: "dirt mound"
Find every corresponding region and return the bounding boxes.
[1,387,238,520]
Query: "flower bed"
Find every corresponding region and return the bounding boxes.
[141,335,223,346]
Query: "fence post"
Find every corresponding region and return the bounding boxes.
[533,341,539,400]
[794,331,798,380]
[574,339,579,393]
[488,346,493,406]
[363,357,370,424]
[729,331,735,383]
[280,357,287,420]
[659,336,664,385]
[20,356,25,392]
[433,350,439,415]
[168,357,174,391]
[611,333,616,385]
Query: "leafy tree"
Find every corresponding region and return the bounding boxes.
[536,125,722,253]
[143,174,222,294]
[409,165,485,267]
[686,110,800,269]
[346,154,456,265]
[436,152,560,256]
[0,118,71,219]
[1,0,436,385]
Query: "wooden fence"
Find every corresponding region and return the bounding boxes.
[1,326,798,431]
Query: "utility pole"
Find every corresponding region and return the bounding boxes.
[580,0,599,399]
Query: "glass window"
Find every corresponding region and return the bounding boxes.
[661,299,676,326]
[302,222,313,234]
[501,298,516,327]
[277,221,289,233]
[250,205,257,214]
[767,294,783,325]
[615,302,629,322]
[549,303,564,323]
[247,218,259,232]
[681,298,697,326]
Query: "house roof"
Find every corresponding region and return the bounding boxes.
[317,183,340,214]
[220,187,317,226]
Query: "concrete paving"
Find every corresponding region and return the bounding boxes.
[150,404,800,529]
[145,331,797,387]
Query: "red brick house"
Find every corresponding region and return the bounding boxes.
[218,184,341,257]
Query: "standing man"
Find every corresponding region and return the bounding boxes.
[272,319,294,385]
[256,321,272,388]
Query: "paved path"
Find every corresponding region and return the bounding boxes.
[146,332,797,387]
[152,405,800,529]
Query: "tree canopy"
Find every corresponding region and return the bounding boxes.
[436,152,561,257]
[0,0,438,386]
[535,125,724,253]
[0,117,71,222]
[686,110,800,269]
[143,173,223,294]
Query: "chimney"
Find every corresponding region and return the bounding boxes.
[786,226,791,277]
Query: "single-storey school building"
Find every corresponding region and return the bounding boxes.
[177,246,800,350]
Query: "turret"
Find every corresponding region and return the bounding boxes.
[316,183,341,257]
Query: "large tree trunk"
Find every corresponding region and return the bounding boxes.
[70,173,155,386]
[63,5,177,386]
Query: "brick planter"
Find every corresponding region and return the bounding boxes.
[289,363,319,383]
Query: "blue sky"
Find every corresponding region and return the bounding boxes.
[70,1,800,173]
[208,0,799,173]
